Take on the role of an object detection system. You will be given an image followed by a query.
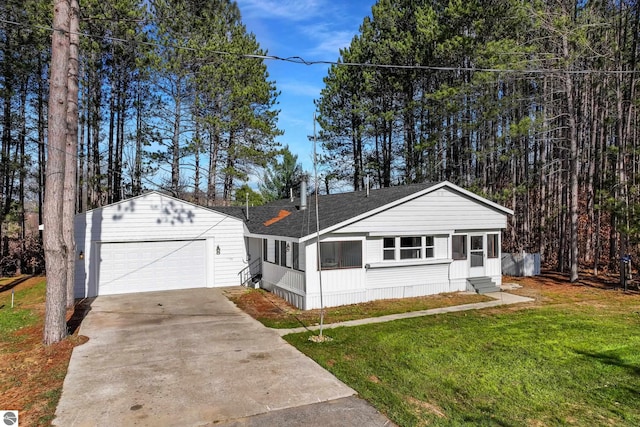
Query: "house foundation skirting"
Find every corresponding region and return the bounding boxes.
[304,280,459,310]
[263,281,306,310]
[266,278,495,311]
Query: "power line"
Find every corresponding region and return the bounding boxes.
[1,17,639,75]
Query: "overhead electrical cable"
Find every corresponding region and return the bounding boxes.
[0,17,639,75]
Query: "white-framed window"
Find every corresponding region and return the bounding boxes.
[400,236,422,259]
[279,240,288,267]
[383,236,436,261]
[383,237,395,260]
[320,241,362,270]
[292,242,300,270]
[263,238,268,261]
[425,236,435,258]
[487,234,499,258]
[452,235,467,260]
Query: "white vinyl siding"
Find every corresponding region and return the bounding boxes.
[74,192,245,298]
[339,187,508,235]
[434,236,448,258]
[367,262,451,294]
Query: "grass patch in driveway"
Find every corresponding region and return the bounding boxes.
[285,279,640,426]
[228,288,491,329]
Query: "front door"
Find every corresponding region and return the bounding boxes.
[469,234,485,277]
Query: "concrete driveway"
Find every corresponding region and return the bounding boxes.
[54,288,393,426]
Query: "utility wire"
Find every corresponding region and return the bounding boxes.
[1,17,639,75]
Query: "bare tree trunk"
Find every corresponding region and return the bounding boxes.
[171,78,182,195]
[585,79,599,266]
[78,80,86,213]
[207,125,220,205]
[44,0,71,345]
[107,78,115,203]
[38,55,46,244]
[194,129,200,203]
[63,0,79,308]
[19,82,27,274]
[89,52,102,208]
[133,82,143,195]
[1,34,12,259]
[223,130,235,202]
[114,81,125,202]
[562,33,579,283]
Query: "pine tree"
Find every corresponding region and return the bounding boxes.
[260,146,303,201]
[43,0,71,345]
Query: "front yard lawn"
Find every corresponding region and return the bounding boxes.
[227,288,491,329]
[284,274,640,426]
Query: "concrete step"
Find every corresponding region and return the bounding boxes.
[468,277,501,294]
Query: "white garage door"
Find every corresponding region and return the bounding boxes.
[98,240,208,295]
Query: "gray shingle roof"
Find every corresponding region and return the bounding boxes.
[213,182,441,239]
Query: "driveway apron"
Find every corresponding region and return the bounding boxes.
[53,288,385,426]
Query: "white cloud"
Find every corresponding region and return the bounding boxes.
[237,0,327,22]
[237,0,363,60]
[306,29,355,57]
[278,80,323,97]
[278,110,315,133]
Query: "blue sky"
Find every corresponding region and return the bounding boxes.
[235,0,374,174]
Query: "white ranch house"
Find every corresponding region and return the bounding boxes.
[74,181,513,309]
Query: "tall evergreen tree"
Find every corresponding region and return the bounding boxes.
[316,0,640,276]
[43,0,71,345]
[260,146,303,201]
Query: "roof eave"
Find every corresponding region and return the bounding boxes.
[298,181,512,242]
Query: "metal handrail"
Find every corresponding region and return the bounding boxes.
[238,257,262,286]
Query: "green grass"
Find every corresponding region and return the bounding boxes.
[286,303,640,426]
[36,387,62,426]
[0,278,46,344]
[0,308,38,335]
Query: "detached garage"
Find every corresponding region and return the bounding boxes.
[74,192,247,298]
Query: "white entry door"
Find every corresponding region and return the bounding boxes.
[469,235,485,277]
